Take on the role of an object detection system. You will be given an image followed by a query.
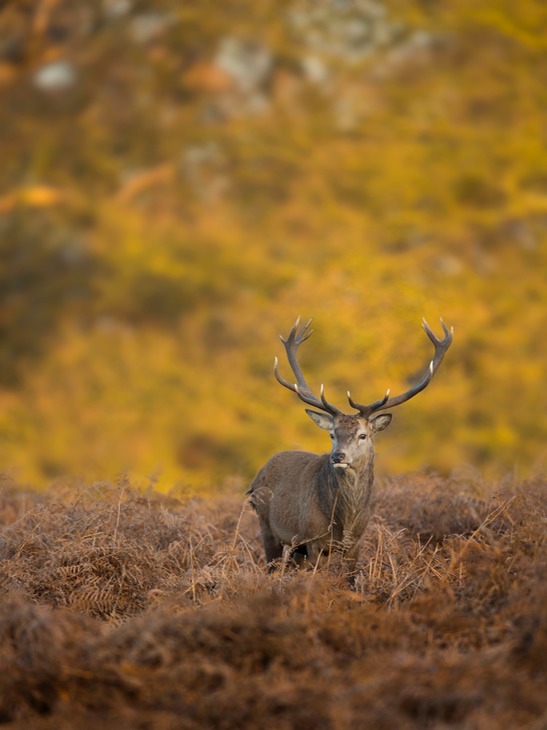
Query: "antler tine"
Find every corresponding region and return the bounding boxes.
[349,318,453,417]
[274,318,340,415]
[422,317,453,376]
[280,316,314,346]
[320,383,339,414]
[347,388,390,417]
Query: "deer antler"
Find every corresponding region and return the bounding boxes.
[348,318,453,418]
[274,317,341,415]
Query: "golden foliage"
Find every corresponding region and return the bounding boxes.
[0,0,545,488]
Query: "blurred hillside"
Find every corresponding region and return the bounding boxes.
[0,0,546,489]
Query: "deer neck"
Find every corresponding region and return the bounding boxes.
[320,454,375,540]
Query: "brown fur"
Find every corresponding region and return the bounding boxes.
[247,412,391,570]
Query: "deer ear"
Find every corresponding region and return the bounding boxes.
[306,410,334,431]
[370,413,392,433]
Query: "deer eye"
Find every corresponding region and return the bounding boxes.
[358,434,367,440]
[329,433,334,439]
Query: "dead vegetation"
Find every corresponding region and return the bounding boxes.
[0,471,545,729]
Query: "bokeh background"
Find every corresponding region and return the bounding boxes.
[1,0,546,490]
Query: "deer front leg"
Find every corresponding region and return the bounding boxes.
[281,543,294,572]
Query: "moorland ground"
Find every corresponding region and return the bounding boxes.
[0,471,545,729]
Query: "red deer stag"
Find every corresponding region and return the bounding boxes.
[248,317,453,571]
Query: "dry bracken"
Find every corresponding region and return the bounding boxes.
[0,473,545,728]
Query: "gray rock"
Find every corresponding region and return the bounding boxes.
[102,0,132,19]
[301,55,330,84]
[33,60,77,92]
[214,37,273,94]
[129,13,175,43]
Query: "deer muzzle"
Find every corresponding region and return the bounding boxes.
[331,451,351,469]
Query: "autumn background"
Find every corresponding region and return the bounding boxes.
[1,0,546,490]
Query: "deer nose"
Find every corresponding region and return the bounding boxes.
[331,451,347,464]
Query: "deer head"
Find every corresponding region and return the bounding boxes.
[274,316,453,469]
